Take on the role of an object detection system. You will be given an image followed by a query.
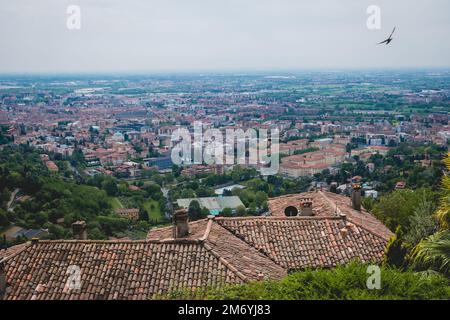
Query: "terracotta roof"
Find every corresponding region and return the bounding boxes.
[148,191,392,272]
[268,191,393,240]
[2,191,393,300]
[0,243,27,260]
[147,219,286,281]
[216,216,387,270]
[2,240,246,300]
[147,211,390,273]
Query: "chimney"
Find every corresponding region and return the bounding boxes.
[257,272,265,281]
[172,209,189,238]
[0,261,6,300]
[340,227,348,239]
[300,199,313,216]
[351,183,362,211]
[72,221,87,240]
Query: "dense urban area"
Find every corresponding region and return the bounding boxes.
[0,71,449,300]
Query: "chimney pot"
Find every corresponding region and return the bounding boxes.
[72,221,87,240]
[300,199,313,216]
[173,209,189,238]
[340,227,348,239]
[257,272,265,281]
[351,183,362,211]
[31,238,39,245]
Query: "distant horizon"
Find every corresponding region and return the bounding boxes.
[1,0,450,74]
[1,67,450,78]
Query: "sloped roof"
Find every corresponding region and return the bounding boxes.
[147,219,287,281]
[1,240,246,300]
[216,216,388,270]
[149,191,392,272]
[1,191,392,300]
[0,243,27,260]
[268,191,393,240]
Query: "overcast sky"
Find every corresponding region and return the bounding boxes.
[0,0,449,73]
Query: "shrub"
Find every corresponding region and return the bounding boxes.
[200,262,450,300]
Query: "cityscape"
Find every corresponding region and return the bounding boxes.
[0,0,449,306]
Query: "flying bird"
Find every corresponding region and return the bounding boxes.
[378,27,396,45]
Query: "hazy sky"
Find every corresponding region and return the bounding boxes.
[1,0,449,73]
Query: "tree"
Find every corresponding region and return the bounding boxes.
[361,197,376,212]
[329,184,337,193]
[102,178,118,197]
[97,216,130,236]
[144,183,162,200]
[221,208,233,217]
[404,200,438,245]
[172,164,182,177]
[236,205,246,216]
[188,200,202,221]
[410,153,450,276]
[194,262,450,300]
[48,224,67,239]
[255,191,268,208]
[0,209,9,227]
[138,206,149,221]
[70,148,86,167]
[371,188,436,231]
[436,152,450,229]
[384,226,410,269]
[200,207,211,217]
[411,230,450,276]
[223,189,233,197]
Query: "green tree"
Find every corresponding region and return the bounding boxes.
[436,152,450,229]
[384,226,410,269]
[372,188,436,231]
[0,208,9,227]
[411,230,450,276]
[188,200,202,221]
[221,208,233,217]
[102,178,118,197]
[192,262,450,300]
[411,153,450,276]
[236,205,246,216]
[255,191,268,208]
[404,200,438,245]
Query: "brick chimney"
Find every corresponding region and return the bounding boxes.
[340,227,348,239]
[172,209,189,238]
[0,261,6,300]
[300,199,313,216]
[72,221,87,240]
[351,183,362,211]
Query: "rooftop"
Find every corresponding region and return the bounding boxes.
[1,191,393,300]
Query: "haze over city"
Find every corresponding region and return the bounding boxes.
[1,0,450,73]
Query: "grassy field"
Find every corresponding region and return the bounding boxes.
[109,197,124,210]
[143,199,164,222]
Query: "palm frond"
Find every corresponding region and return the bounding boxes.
[435,152,450,229]
[411,230,450,275]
